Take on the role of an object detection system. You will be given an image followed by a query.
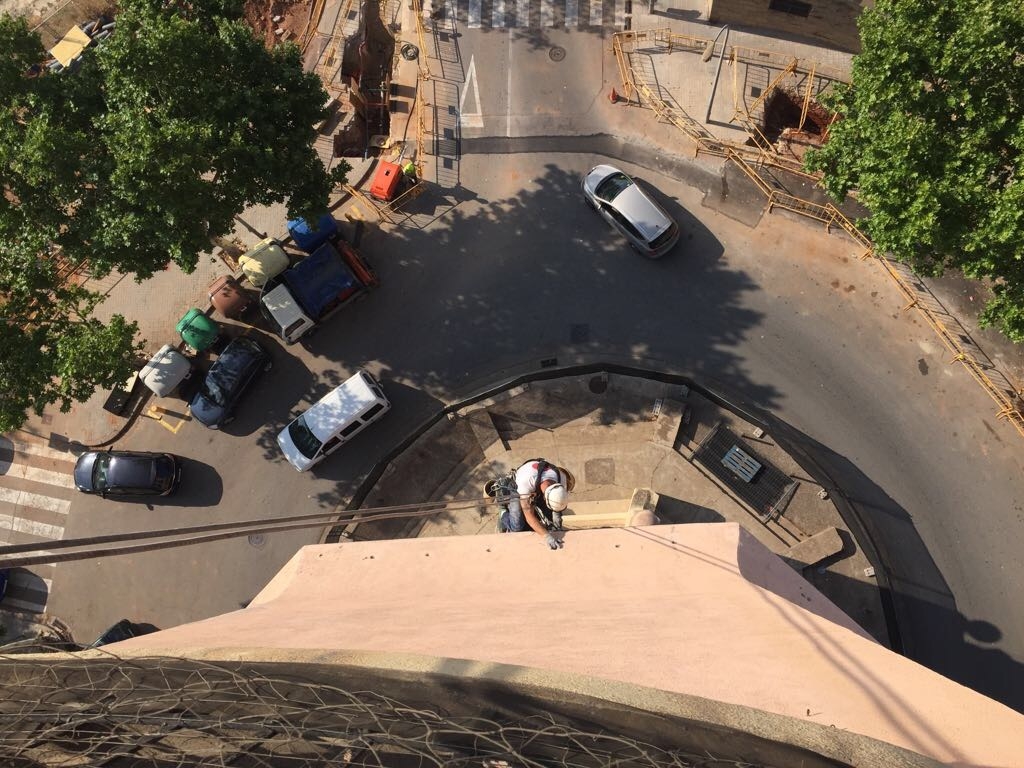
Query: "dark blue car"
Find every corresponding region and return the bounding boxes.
[74,450,181,497]
[190,336,272,429]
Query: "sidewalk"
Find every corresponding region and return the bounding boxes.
[14,153,377,449]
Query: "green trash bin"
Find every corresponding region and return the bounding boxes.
[175,308,220,352]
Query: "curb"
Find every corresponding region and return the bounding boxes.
[318,359,902,651]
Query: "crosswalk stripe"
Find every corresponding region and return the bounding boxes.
[492,0,505,26]
[516,0,529,26]
[0,487,70,516]
[4,463,75,489]
[3,596,48,612]
[468,0,482,26]
[614,0,623,29]
[0,514,65,540]
[2,439,79,463]
[565,0,578,25]
[1,574,52,613]
[590,0,603,25]
[541,0,555,26]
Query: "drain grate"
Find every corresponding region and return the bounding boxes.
[693,424,796,522]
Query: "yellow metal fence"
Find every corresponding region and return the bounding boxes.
[612,31,1024,437]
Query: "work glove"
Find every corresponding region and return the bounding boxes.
[544,532,563,550]
[550,511,563,531]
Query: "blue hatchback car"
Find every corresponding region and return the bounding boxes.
[190,336,272,429]
[74,450,181,497]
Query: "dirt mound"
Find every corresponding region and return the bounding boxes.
[243,0,310,48]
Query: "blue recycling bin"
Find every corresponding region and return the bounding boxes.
[287,213,338,254]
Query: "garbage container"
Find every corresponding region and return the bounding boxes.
[138,344,193,397]
[175,309,219,353]
[208,275,254,319]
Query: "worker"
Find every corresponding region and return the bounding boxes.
[494,459,575,549]
[401,161,417,182]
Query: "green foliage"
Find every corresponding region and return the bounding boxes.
[1,1,345,279]
[1,3,342,429]
[0,282,143,433]
[805,0,1024,340]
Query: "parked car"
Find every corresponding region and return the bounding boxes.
[89,619,154,648]
[277,369,390,472]
[74,450,182,497]
[189,336,272,429]
[582,164,680,258]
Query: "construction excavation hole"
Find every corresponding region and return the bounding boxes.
[760,89,835,158]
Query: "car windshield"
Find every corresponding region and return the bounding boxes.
[595,172,633,203]
[200,375,227,406]
[92,455,113,491]
[288,416,323,459]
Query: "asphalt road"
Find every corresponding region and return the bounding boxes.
[41,23,1024,713]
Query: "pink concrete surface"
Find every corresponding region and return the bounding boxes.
[118,523,1024,766]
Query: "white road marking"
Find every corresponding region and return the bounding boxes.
[541,0,555,26]
[492,0,505,26]
[3,439,78,463]
[468,0,482,27]
[565,0,578,25]
[0,513,65,540]
[590,0,603,26]
[0,487,70,516]
[421,0,433,19]
[2,573,53,613]
[5,463,75,489]
[516,0,529,26]
[3,596,47,612]
[506,36,513,137]
[615,0,624,29]
[459,55,484,128]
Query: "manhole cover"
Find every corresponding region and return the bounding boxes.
[589,376,608,394]
[248,534,266,549]
[549,46,566,62]
[584,457,616,485]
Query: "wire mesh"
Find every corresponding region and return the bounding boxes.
[0,649,773,767]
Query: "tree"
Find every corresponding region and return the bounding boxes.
[0,4,347,430]
[805,0,1024,340]
[0,278,144,433]
[1,1,348,280]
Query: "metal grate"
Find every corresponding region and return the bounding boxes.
[693,424,796,522]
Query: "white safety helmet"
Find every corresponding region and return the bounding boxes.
[544,482,568,512]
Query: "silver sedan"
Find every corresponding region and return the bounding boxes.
[582,164,680,258]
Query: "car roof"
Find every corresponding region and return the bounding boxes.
[208,337,261,381]
[611,184,672,241]
[301,372,380,442]
[107,454,157,488]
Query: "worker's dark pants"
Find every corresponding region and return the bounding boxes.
[498,498,530,533]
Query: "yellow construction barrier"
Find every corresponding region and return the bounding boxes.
[612,30,1024,437]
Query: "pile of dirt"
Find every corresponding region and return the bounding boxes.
[243,0,310,49]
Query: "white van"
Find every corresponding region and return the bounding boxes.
[277,369,390,472]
